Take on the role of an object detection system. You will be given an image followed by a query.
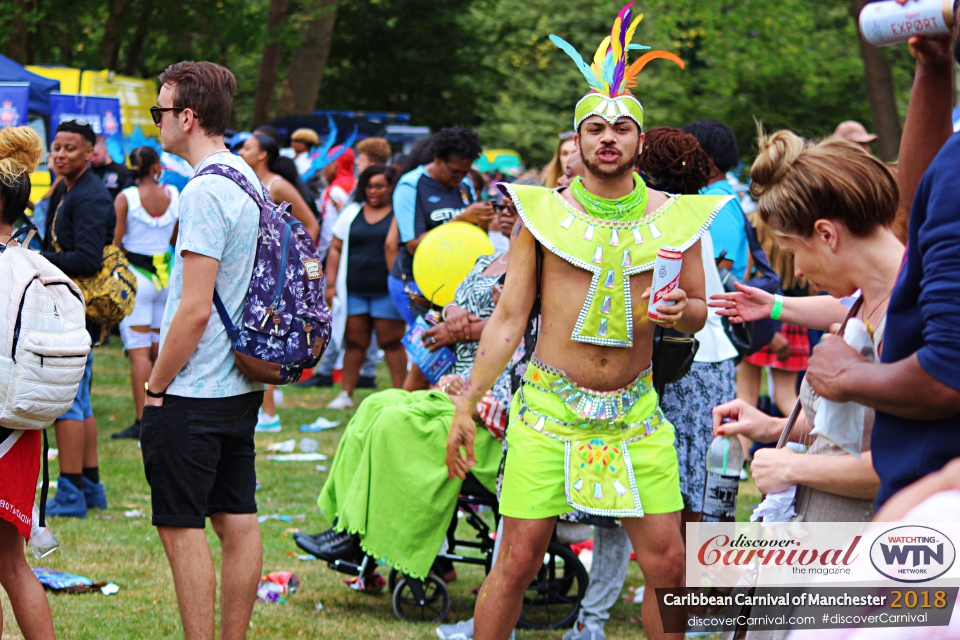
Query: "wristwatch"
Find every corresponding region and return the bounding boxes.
[144,382,166,399]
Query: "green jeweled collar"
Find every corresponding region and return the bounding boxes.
[506,183,729,348]
[569,173,648,222]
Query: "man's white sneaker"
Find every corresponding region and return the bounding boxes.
[255,410,282,432]
[326,391,354,410]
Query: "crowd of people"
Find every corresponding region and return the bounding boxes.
[0,2,959,639]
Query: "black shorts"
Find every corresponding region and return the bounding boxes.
[141,391,263,528]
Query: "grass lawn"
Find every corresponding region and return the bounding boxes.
[1,344,759,639]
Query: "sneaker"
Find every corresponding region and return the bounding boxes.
[326,391,354,410]
[356,375,377,389]
[46,477,87,519]
[82,477,108,509]
[300,416,341,432]
[563,622,605,640]
[437,619,474,640]
[295,373,334,388]
[255,410,282,433]
[111,420,141,439]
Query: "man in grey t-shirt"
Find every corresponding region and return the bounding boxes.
[141,61,264,640]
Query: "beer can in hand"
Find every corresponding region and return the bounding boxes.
[648,246,683,323]
[859,0,954,47]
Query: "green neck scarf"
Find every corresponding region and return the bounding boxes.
[570,173,649,222]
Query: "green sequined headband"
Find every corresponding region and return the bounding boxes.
[549,2,685,130]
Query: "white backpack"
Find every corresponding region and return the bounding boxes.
[0,244,91,430]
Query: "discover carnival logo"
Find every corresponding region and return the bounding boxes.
[869,526,956,583]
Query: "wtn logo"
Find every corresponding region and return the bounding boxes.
[880,543,944,567]
[870,526,956,583]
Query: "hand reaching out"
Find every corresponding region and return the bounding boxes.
[709,282,774,323]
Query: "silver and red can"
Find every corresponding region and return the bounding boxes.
[859,0,954,47]
[648,246,683,323]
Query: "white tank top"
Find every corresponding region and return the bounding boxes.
[120,185,179,255]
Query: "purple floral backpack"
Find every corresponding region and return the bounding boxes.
[193,163,332,385]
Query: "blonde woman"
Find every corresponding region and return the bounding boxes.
[0,125,56,640]
[539,132,576,188]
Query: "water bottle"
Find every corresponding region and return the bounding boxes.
[28,506,59,559]
[700,435,744,523]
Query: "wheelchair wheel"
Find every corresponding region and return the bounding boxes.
[516,541,589,630]
[392,573,451,623]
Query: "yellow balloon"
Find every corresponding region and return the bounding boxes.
[413,222,495,307]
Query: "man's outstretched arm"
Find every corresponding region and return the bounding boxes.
[446,223,537,479]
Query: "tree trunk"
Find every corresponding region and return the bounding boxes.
[850,0,902,161]
[100,0,129,70]
[121,1,152,76]
[275,0,339,117]
[251,0,290,128]
[7,0,29,63]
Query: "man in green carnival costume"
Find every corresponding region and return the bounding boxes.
[445,5,732,639]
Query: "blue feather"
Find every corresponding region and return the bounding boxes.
[602,50,616,85]
[627,44,651,51]
[550,34,605,92]
[300,115,339,182]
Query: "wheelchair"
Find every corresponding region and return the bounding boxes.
[320,473,590,629]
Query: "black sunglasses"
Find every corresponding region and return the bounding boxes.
[150,106,188,126]
[492,202,515,215]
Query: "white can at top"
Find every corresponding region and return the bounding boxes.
[859,0,955,47]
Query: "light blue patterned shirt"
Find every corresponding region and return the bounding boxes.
[160,152,265,398]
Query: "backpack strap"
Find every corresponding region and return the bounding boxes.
[10,223,39,250]
[212,289,241,346]
[193,162,272,206]
[39,430,49,527]
[743,212,781,294]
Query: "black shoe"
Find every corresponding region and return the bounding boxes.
[356,375,377,389]
[295,373,333,388]
[294,528,349,557]
[294,527,342,556]
[313,530,363,563]
[111,421,141,439]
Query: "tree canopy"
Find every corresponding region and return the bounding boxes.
[0,0,927,167]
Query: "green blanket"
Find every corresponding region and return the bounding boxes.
[318,389,502,580]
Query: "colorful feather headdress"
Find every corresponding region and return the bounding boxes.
[550,2,684,131]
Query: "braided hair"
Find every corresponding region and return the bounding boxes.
[635,127,712,195]
[680,119,740,173]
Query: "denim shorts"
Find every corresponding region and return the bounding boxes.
[347,291,404,321]
[59,351,94,421]
[140,391,264,528]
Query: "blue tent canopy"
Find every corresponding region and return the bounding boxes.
[0,55,60,115]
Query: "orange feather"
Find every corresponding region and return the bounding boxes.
[623,50,685,82]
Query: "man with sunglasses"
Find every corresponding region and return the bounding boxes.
[142,61,265,640]
[387,126,492,330]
